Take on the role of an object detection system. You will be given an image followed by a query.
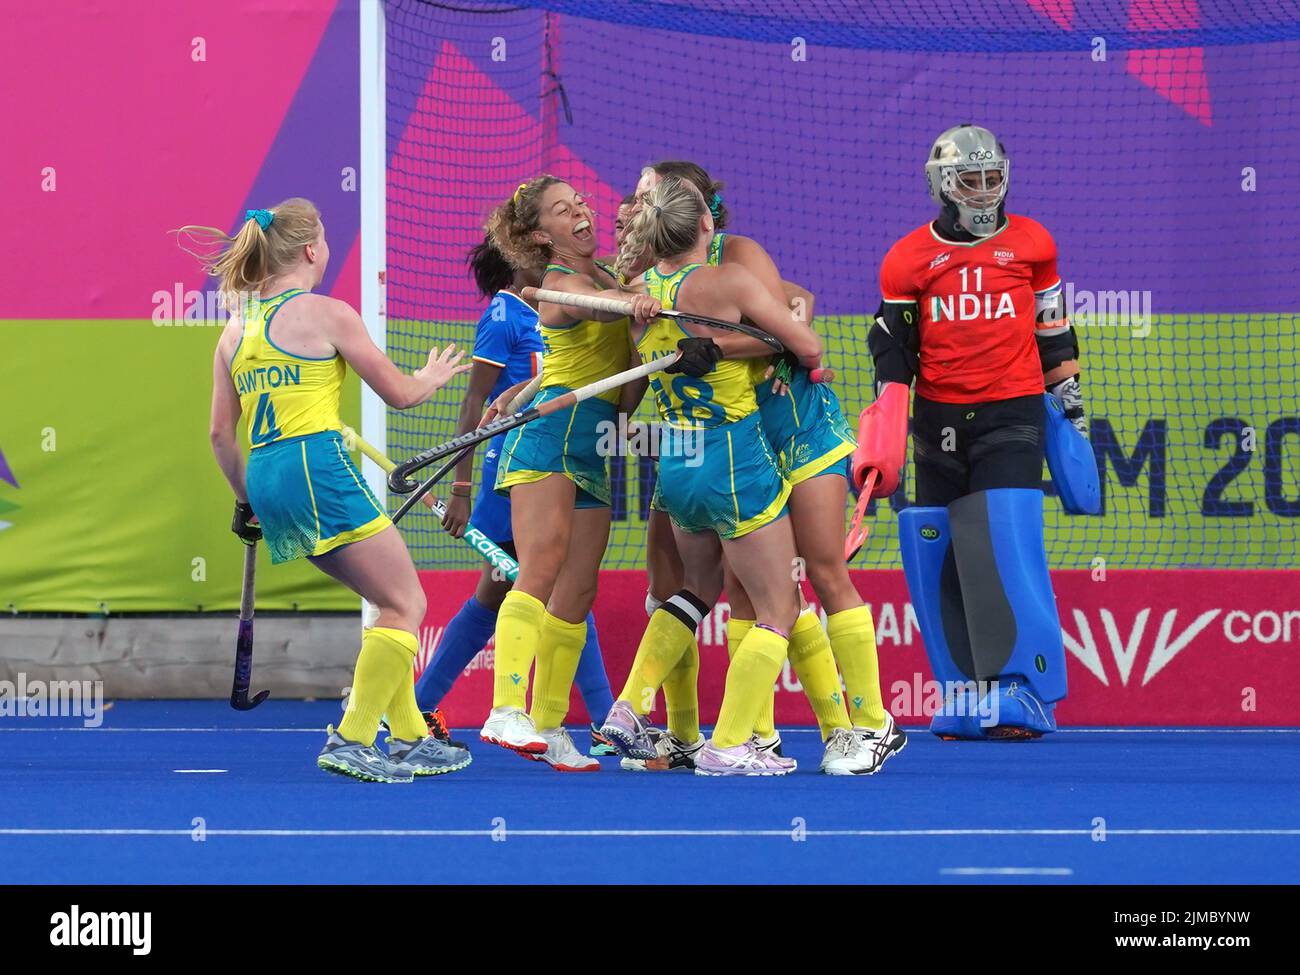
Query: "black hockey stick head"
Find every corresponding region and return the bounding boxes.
[230,687,270,711]
[229,619,269,711]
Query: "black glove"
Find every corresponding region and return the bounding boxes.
[232,500,262,545]
[665,337,723,378]
[771,350,800,387]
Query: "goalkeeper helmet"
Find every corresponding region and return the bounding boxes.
[925,124,1009,238]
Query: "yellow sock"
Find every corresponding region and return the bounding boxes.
[339,626,418,747]
[788,610,850,739]
[714,625,788,748]
[620,593,709,714]
[662,641,700,742]
[727,616,775,738]
[827,605,887,729]
[383,657,428,742]
[492,590,545,709]
[529,612,587,730]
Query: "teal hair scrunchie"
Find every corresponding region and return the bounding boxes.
[708,192,722,219]
[245,208,274,231]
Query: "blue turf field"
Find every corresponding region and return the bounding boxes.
[1,701,1297,884]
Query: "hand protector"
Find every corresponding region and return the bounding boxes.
[665,337,723,378]
[232,501,262,545]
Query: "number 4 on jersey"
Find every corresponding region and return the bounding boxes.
[249,392,282,445]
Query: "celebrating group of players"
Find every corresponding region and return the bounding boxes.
[201,123,1084,782]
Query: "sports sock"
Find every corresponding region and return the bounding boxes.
[385,656,432,741]
[662,640,700,742]
[529,612,588,730]
[339,626,418,747]
[414,596,497,711]
[574,612,615,723]
[492,590,545,709]
[619,591,710,714]
[726,616,775,738]
[788,609,851,739]
[827,605,887,729]
[713,624,789,749]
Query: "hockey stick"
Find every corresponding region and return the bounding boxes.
[344,427,519,581]
[524,286,786,353]
[526,287,834,384]
[388,352,680,493]
[843,469,879,563]
[392,447,473,525]
[230,541,270,710]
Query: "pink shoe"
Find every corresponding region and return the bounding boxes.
[694,740,793,777]
[752,734,798,774]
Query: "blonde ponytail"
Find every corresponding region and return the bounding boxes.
[174,197,322,308]
[616,175,705,283]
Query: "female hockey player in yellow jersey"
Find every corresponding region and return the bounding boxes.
[477,177,659,771]
[600,176,833,776]
[186,199,471,783]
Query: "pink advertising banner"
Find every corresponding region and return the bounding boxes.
[417,568,1300,728]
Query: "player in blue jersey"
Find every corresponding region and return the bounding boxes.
[416,235,618,757]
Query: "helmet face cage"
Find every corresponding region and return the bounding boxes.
[941,161,1008,210]
[924,125,1010,237]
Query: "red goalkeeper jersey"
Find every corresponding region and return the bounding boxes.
[878,213,1064,404]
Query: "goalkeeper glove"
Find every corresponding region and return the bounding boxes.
[1047,374,1086,435]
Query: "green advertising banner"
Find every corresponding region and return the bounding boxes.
[2,314,1295,611]
[387,313,1299,573]
[0,320,359,612]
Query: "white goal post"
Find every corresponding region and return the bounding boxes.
[358,0,387,628]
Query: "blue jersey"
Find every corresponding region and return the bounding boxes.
[472,290,544,400]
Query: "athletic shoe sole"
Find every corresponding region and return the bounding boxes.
[937,728,1041,741]
[538,758,600,772]
[405,753,473,777]
[480,731,548,756]
[316,756,413,784]
[598,723,657,761]
[693,766,793,777]
[620,756,675,772]
[986,726,1044,741]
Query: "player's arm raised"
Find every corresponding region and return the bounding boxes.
[782,279,815,325]
[321,297,470,408]
[720,264,822,369]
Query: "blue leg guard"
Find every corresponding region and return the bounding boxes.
[898,506,987,739]
[900,491,1067,739]
[947,488,1066,738]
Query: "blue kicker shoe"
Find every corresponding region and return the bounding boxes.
[317,726,414,782]
[931,679,1058,741]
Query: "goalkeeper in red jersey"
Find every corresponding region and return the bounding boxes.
[860,124,1082,739]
